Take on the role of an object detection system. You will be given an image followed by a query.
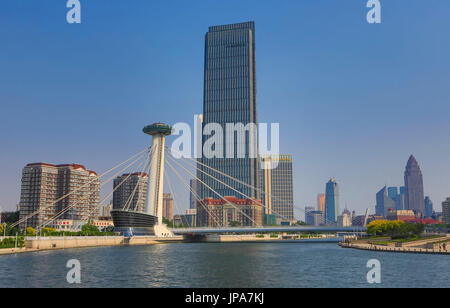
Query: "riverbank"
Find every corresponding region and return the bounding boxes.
[0,234,341,255]
[340,235,450,255]
[0,235,185,256]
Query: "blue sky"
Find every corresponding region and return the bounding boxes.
[1,0,450,218]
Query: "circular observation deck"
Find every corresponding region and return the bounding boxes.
[142,123,172,136]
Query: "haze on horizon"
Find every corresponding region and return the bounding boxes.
[1,1,449,219]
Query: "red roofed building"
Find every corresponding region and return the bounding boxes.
[19,162,100,229]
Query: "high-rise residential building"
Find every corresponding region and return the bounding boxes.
[324,178,340,224]
[441,198,450,225]
[317,193,325,212]
[259,155,294,221]
[112,172,148,212]
[19,163,99,229]
[375,186,396,217]
[424,196,433,218]
[163,193,174,221]
[197,197,263,227]
[199,21,259,201]
[56,164,100,221]
[404,155,425,217]
[189,179,199,209]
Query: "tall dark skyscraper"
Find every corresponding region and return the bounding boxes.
[199,22,259,200]
[404,155,425,216]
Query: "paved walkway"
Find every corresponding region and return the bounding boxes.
[340,242,450,255]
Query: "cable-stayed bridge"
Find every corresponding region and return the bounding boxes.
[13,122,367,239]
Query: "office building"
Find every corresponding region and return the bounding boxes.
[325,178,340,224]
[189,179,199,209]
[112,172,148,212]
[196,196,263,227]
[199,21,260,200]
[259,155,294,221]
[404,155,425,216]
[424,196,433,218]
[375,186,396,217]
[163,193,174,221]
[386,210,416,222]
[442,198,450,225]
[19,163,100,229]
[305,206,323,226]
[317,193,325,212]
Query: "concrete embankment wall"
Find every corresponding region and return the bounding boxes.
[25,236,125,250]
[197,234,339,243]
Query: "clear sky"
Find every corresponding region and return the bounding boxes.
[1,0,449,219]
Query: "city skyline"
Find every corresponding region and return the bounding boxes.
[1,1,450,219]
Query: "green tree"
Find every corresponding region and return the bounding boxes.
[26,227,37,236]
[229,221,241,227]
[81,223,100,236]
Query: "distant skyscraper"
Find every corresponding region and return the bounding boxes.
[162,193,174,221]
[199,21,259,200]
[387,187,398,200]
[189,179,199,209]
[404,155,425,216]
[386,187,406,210]
[424,196,433,218]
[442,198,450,225]
[317,193,325,212]
[259,155,294,221]
[376,186,396,217]
[324,178,340,224]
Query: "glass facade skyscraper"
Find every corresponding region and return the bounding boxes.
[424,196,433,218]
[376,186,396,217]
[325,178,340,224]
[199,22,259,200]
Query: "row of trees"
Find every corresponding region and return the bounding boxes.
[0,223,115,238]
[367,220,425,239]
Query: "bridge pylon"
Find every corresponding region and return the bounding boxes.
[143,123,174,237]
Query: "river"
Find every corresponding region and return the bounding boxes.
[0,243,448,288]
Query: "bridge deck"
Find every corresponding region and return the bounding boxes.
[171,226,366,235]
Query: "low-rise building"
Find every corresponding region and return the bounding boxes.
[386,209,416,221]
[337,213,352,227]
[197,197,263,227]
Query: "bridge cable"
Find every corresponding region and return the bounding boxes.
[166,148,292,223]
[167,147,337,226]
[164,165,191,229]
[164,152,261,227]
[165,159,223,228]
[35,152,148,231]
[122,146,155,212]
[13,148,149,229]
[71,148,154,231]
